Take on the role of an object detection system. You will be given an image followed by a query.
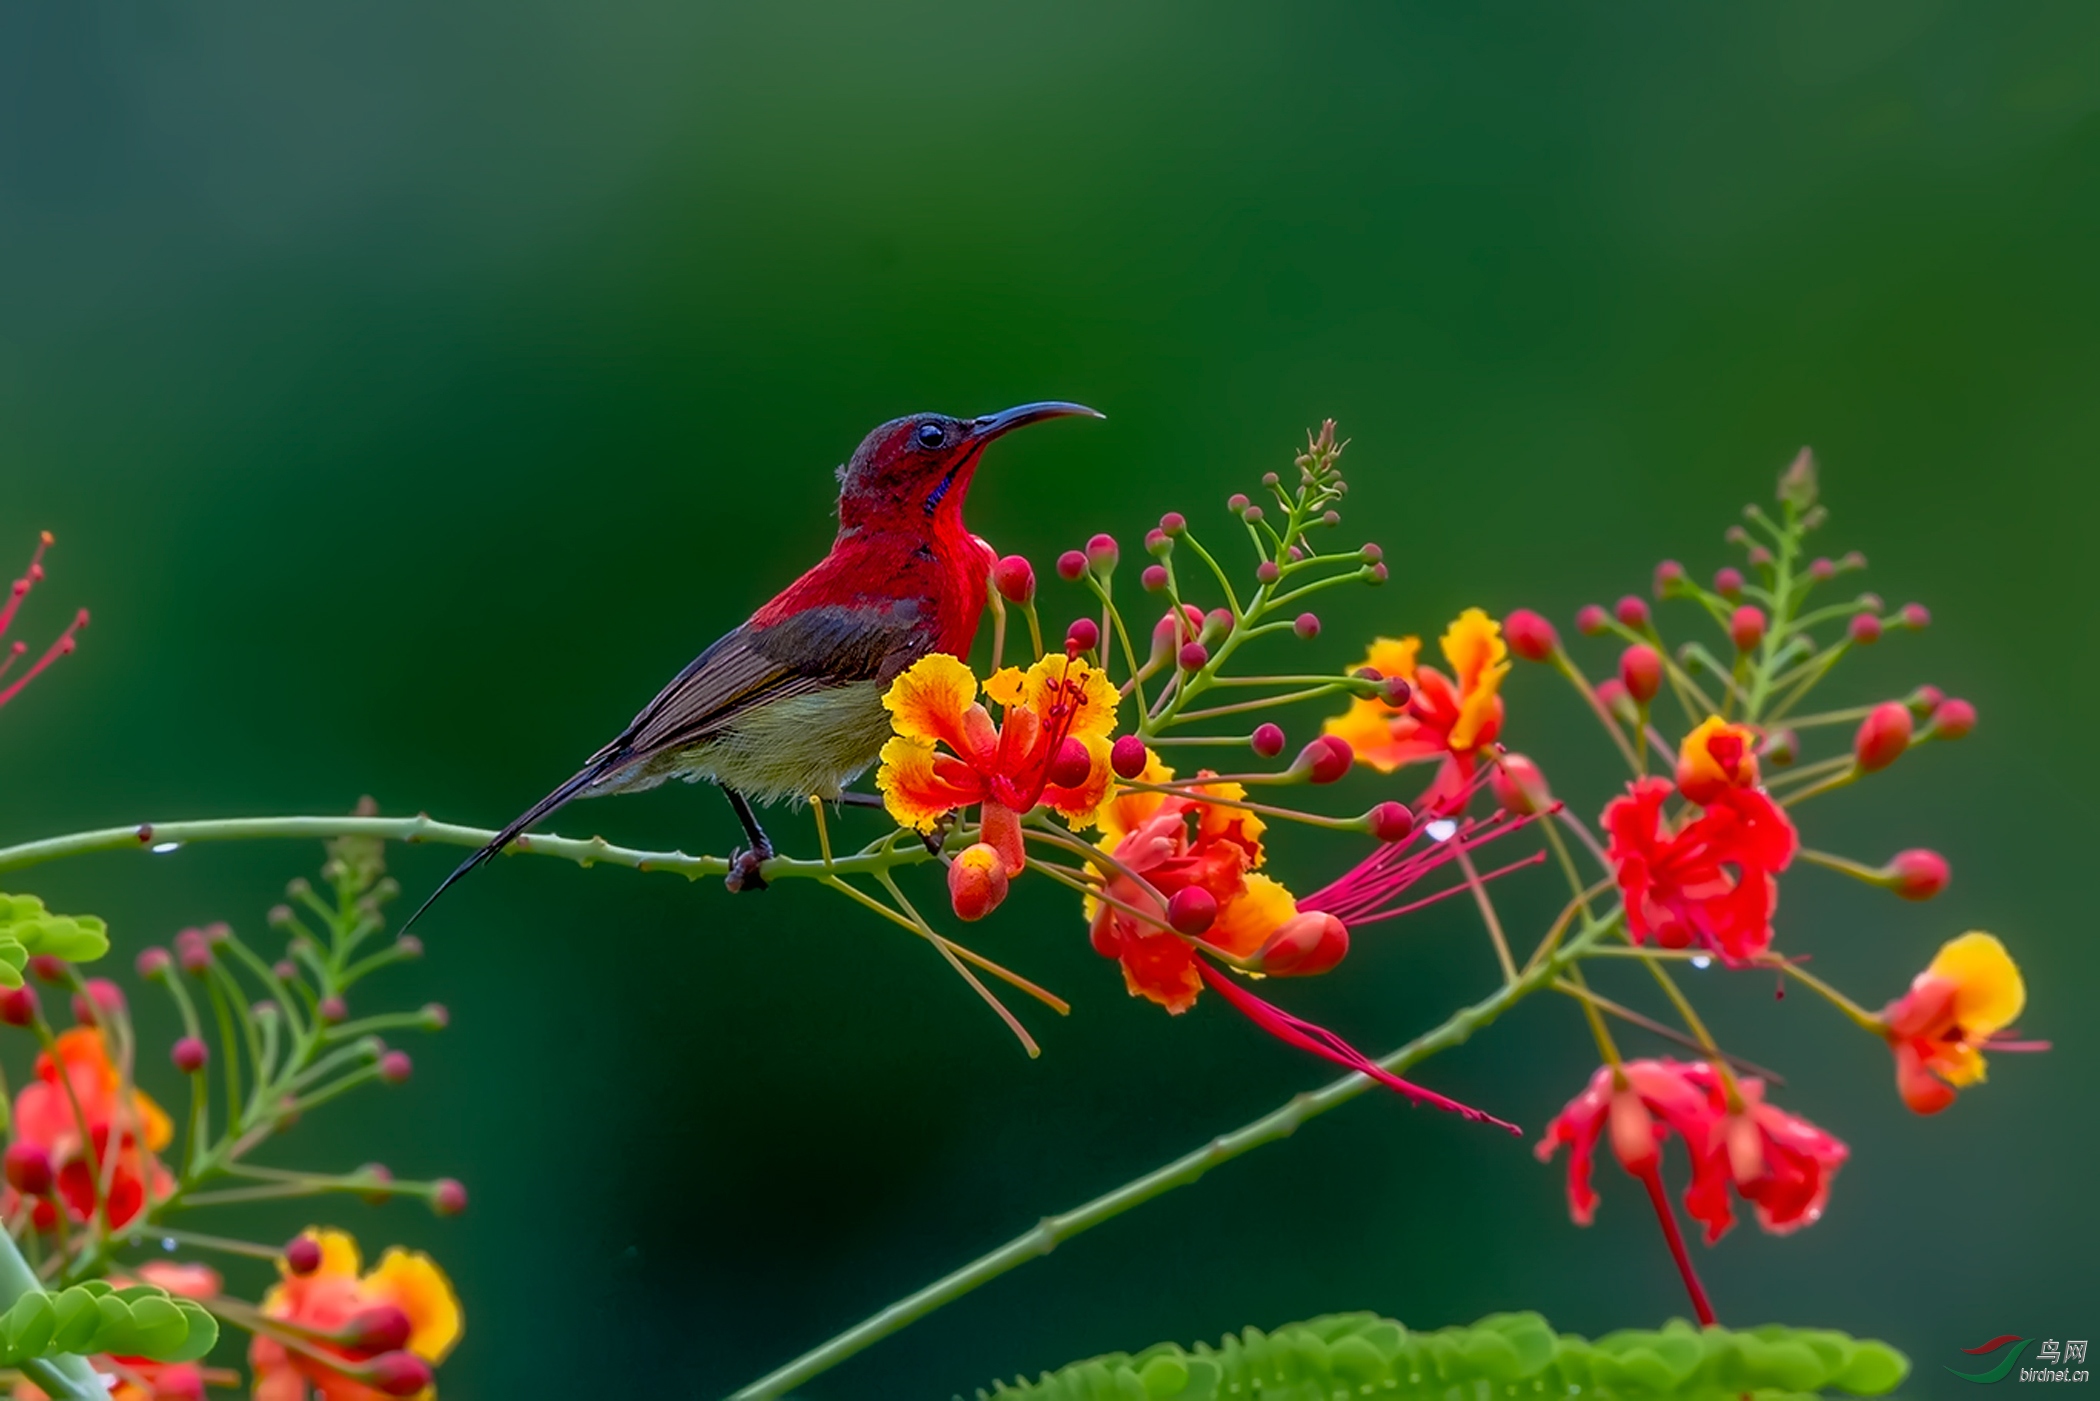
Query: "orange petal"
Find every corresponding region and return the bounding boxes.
[1096,751,1176,845]
[1209,872,1298,958]
[368,1247,464,1363]
[882,654,981,753]
[876,736,978,832]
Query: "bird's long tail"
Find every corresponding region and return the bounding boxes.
[401,763,609,932]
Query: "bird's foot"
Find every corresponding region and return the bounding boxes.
[725,847,771,893]
[919,811,956,857]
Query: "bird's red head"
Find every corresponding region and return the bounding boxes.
[836,402,1102,532]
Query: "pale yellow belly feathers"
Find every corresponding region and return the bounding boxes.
[585,681,890,805]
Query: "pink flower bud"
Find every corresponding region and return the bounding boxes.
[171,1036,209,1073]
[1899,602,1931,629]
[1255,560,1279,584]
[1086,533,1119,572]
[1159,511,1187,535]
[1047,736,1093,788]
[992,555,1036,605]
[1905,684,1944,716]
[422,1002,450,1030]
[1166,886,1217,936]
[1178,642,1209,671]
[1841,550,1865,569]
[1848,612,1882,645]
[1227,493,1250,514]
[1251,723,1286,758]
[1729,605,1766,652]
[1596,677,1638,728]
[1618,645,1663,704]
[1490,754,1553,815]
[1809,556,1836,582]
[284,1235,323,1275]
[1653,560,1686,596]
[345,1303,415,1352]
[1140,564,1169,592]
[1713,567,1744,599]
[1366,801,1413,843]
[1504,609,1559,662]
[1366,561,1388,583]
[1930,697,1976,740]
[1293,612,1320,639]
[1359,542,1383,563]
[1056,550,1088,582]
[1884,849,1950,901]
[357,1163,394,1205]
[1201,608,1234,643]
[1065,617,1099,654]
[378,1050,414,1085]
[1614,595,1651,629]
[1253,912,1349,977]
[176,931,212,976]
[1760,728,1799,767]
[3,1143,52,1195]
[71,979,124,1025]
[317,996,348,1026]
[1301,735,1354,784]
[1110,735,1148,779]
[1854,701,1914,773]
[1575,604,1609,636]
[1143,528,1169,555]
[273,960,298,981]
[0,986,37,1028]
[1747,545,1773,567]
[432,1178,469,1216]
[1153,604,1203,651]
[28,956,67,985]
[1242,505,1265,525]
[365,1353,434,1397]
[1607,1088,1659,1173]
[135,947,172,980]
[948,843,1009,922]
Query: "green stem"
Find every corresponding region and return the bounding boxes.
[726,914,1620,1400]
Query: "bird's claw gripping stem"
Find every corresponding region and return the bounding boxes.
[725,847,771,893]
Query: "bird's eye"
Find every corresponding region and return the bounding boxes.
[915,423,946,449]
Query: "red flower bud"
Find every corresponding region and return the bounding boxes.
[1618,645,1663,704]
[1153,604,1203,650]
[1713,567,1744,600]
[1110,734,1148,779]
[1906,684,1944,716]
[1255,560,1280,585]
[1201,608,1233,643]
[0,986,37,1028]
[1729,605,1766,652]
[1504,609,1559,662]
[947,843,1009,922]
[1898,602,1931,629]
[71,979,124,1026]
[27,956,67,985]
[1143,528,1169,556]
[432,1177,469,1216]
[1574,604,1609,636]
[135,947,172,980]
[175,931,212,976]
[1490,754,1553,815]
[1177,642,1208,671]
[1227,493,1250,514]
[1360,543,1383,563]
[1653,559,1686,596]
[1047,736,1093,788]
[1301,735,1354,784]
[365,1352,434,1397]
[1382,677,1412,707]
[1292,612,1320,639]
[1366,801,1413,843]
[4,1142,52,1195]
[378,1050,414,1085]
[992,555,1036,605]
[1854,701,1914,772]
[1065,617,1099,654]
[1251,722,1286,758]
[1884,849,1950,901]
[1848,612,1882,645]
[343,1305,413,1354]
[1809,556,1836,581]
[1614,595,1650,629]
[171,1036,209,1074]
[1930,698,1976,740]
[1086,533,1119,572]
[1166,886,1217,936]
[1056,550,1088,582]
[1140,564,1169,592]
[317,996,348,1026]
[1159,511,1187,535]
[284,1235,324,1275]
[1366,561,1388,583]
[1595,677,1638,728]
[1252,912,1349,977]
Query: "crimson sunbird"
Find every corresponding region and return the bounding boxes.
[405,402,1101,926]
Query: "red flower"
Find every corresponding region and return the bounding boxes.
[1603,778,1797,962]
[1879,932,2045,1114]
[1323,610,1509,812]
[4,1027,173,1231]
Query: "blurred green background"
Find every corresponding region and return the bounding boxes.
[3,2,2096,1395]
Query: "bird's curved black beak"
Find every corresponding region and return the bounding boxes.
[968,401,1104,442]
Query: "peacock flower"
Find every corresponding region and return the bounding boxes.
[1879,932,2045,1114]
[1323,609,1509,811]
[6,1027,173,1232]
[1086,751,1295,1013]
[250,1228,462,1401]
[877,652,1119,872]
[1675,715,1761,805]
[1603,777,1797,963]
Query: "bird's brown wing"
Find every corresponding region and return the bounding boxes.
[603,602,933,761]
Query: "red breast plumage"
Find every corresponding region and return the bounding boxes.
[404,402,1101,925]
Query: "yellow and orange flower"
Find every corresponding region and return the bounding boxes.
[878,652,1119,873]
[250,1229,461,1401]
[1879,932,2037,1114]
[1086,750,1298,1013]
[1675,715,1761,805]
[5,1027,172,1231]
[1324,609,1509,810]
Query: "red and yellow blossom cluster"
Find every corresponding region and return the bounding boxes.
[1324,608,1508,811]
[251,1229,462,1401]
[1,1023,173,1233]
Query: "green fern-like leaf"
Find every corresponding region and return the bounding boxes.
[0,1282,217,1366]
[973,1311,1909,1400]
[0,892,109,973]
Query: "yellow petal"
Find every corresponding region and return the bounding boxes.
[1359,636,1422,682]
[1017,654,1120,740]
[875,736,959,832]
[368,1247,464,1363]
[1928,931,2025,1036]
[1096,752,1175,846]
[1210,872,1298,958]
[274,1228,360,1285]
[135,1087,174,1153]
[1442,609,1509,750]
[1324,699,1402,772]
[882,654,980,746]
[1936,1040,1989,1088]
[983,666,1027,708]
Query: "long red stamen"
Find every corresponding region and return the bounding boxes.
[0,531,52,640]
[0,608,86,710]
[1634,1160,1717,1325]
[1195,961,1519,1133]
